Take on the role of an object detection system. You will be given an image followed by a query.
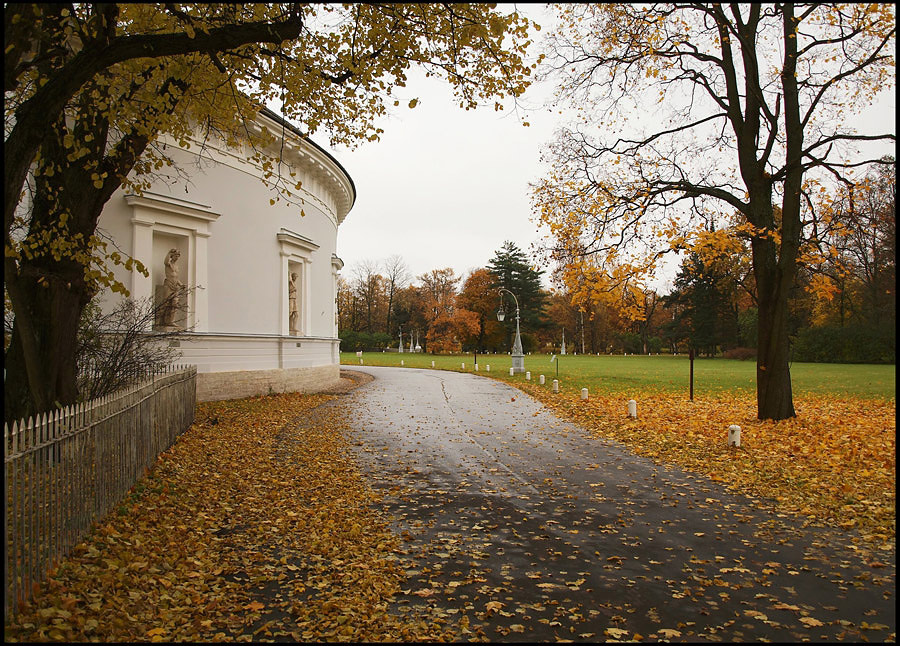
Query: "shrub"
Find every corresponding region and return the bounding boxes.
[339,331,392,352]
[77,295,184,401]
[620,332,642,354]
[792,324,895,364]
[723,347,757,360]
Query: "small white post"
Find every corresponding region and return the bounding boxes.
[401,359,404,366]
[486,364,490,372]
[581,388,588,400]
[431,360,435,367]
[728,425,741,447]
[526,371,531,380]
[509,367,515,376]
[627,399,637,418]
[462,363,465,370]
[553,379,559,393]
[359,358,363,365]
[475,363,479,371]
[539,374,545,385]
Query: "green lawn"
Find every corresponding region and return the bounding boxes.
[340,352,895,400]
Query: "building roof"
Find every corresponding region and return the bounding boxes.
[258,106,357,211]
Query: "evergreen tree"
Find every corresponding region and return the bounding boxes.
[663,252,739,356]
[487,241,548,345]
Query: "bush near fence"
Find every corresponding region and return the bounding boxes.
[4,365,196,621]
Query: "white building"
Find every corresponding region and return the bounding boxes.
[97,107,354,401]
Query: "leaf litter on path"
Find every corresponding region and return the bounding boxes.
[5,391,460,642]
[509,383,895,551]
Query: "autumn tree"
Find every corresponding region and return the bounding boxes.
[539,290,581,353]
[533,4,895,419]
[457,268,503,351]
[382,255,411,337]
[4,3,538,421]
[418,268,468,353]
[629,290,668,355]
[336,275,355,333]
[792,160,896,362]
[391,285,429,353]
[351,259,387,334]
[805,160,896,328]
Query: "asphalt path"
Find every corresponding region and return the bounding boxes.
[343,366,895,642]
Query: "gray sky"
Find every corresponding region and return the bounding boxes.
[327,5,896,294]
[329,68,560,287]
[328,4,560,287]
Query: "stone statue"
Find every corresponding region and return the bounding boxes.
[289,272,299,334]
[160,248,185,328]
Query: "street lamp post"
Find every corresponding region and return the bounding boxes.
[497,287,525,374]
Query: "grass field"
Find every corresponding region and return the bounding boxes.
[341,352,895,400]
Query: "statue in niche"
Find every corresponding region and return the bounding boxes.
[289,271,299,335]
[159,248,185,329]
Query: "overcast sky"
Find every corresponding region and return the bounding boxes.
[326,4,896,294]
[328,4,561,288]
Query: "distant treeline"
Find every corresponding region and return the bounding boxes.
[340,210,895,364]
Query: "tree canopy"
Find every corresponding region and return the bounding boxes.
[4,3,540,422]
[487,240,547,332]
[532,3,895,419]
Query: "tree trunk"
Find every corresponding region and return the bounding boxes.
[755,292,795,420]
[4,265,87,424]
[752,233,797,421]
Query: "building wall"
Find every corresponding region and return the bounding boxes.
[96,112,353,401]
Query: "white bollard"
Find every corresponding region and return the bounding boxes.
[526,371,531,381]
[359,358,363,364]
[401,360,404,366]
[462,363,465,370]
[581,388,588,400]
[553,379,559,393]
[539,374,545,385]
[486,364,490,372]
[510,367,515,376]
[728,425,741,447]
[475,363,479,371]
[431,360,435,367]
[628,399,637,418]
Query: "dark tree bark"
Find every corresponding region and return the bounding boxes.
[4,72,175,423]
[4,6,305,238]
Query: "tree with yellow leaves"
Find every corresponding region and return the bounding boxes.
[533,3,895,419]
[4,4,539,421]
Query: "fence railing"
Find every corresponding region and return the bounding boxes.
[4,365,197,622]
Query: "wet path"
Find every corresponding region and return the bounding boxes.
[344,367,895,642]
